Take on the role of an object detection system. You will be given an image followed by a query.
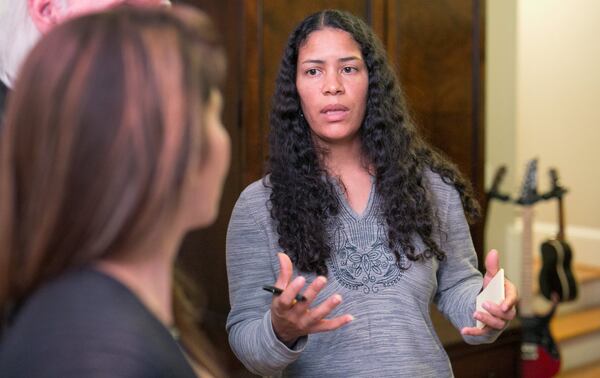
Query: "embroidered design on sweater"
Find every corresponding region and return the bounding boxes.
[329,221,404,293]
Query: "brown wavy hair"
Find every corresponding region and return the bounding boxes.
[0,5,225,377]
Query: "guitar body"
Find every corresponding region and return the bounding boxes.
[539,168,578,303]
[539,239,577,302]
[521,308,561,378]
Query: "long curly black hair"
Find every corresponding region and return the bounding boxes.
[267,9,480,276]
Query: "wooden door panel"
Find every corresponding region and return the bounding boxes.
[389,0,485,263]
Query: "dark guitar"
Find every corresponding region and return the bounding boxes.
[539,169,577,302]
[518,159,561,378]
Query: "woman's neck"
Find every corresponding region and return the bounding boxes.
[320,137,366,177]
[319,138,374,214]
[95,232,182,328]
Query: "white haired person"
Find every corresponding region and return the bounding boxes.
[0,0,170,118]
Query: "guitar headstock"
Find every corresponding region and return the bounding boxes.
[487,165,511,202]
[516,159,543,206]
[545,168,568,200]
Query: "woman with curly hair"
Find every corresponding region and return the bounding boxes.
[226,9,517,377]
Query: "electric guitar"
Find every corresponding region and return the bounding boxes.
[518,159,561,378]
[539,169,577,302]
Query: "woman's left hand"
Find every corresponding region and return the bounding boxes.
[461,249,518,336]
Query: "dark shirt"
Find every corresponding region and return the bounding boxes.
[0,80,8,121]
[0,267,196,378]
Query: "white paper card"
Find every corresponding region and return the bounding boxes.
[475,268,505,329]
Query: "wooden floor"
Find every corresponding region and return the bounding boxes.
[557,360,600,378]
[572,263,600,284]
[551,306,600,342]
[552,263,600,377]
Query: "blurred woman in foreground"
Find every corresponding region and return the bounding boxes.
[0,5,229,377]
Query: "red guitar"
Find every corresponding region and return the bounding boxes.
[518,159,561,378]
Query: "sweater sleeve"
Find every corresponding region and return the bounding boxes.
[433,184,504,345]
[225,187,307,376]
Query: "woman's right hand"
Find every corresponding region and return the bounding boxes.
[270,253,354,346]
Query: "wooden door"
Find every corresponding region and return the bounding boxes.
[388,0,486,267]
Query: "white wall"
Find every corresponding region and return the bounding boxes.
[485,0,520,283]
[486,0,600,290]
[516,0,600,230]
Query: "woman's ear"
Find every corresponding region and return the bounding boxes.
[28,0,63,34]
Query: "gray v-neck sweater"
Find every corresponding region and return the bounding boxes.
[226,171,504,377]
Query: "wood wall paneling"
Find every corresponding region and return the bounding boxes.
[394,0,476,173]
[390,0,486,264]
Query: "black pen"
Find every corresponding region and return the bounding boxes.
[262,285,307,303]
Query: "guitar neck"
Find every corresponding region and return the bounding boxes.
[520,206,535,316]
[557,196,565,241]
